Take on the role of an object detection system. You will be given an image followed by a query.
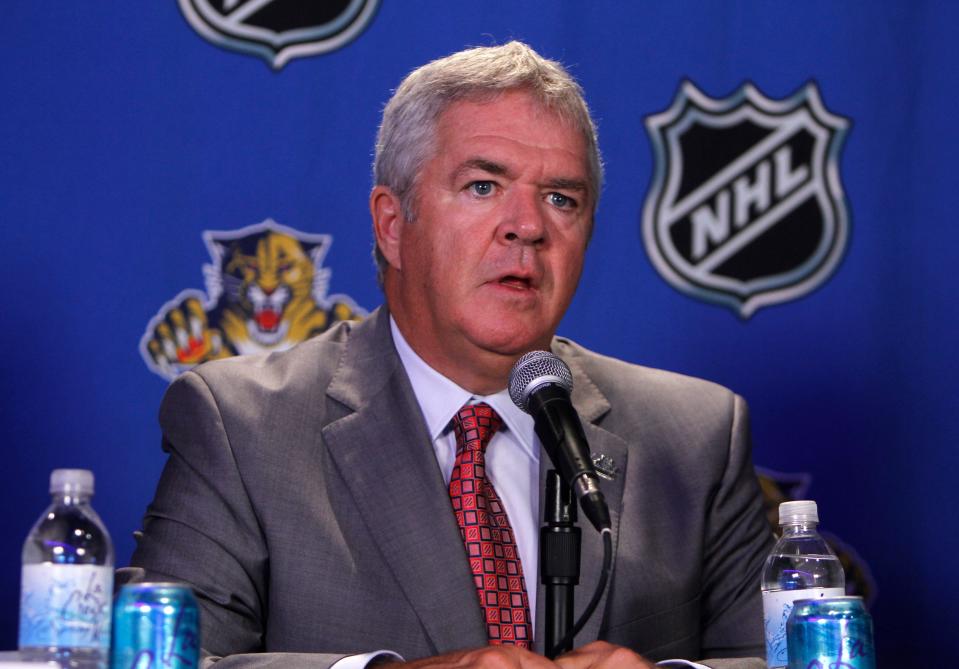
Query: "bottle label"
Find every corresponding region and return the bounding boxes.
[19,563,113,650]
[762,587,844,667]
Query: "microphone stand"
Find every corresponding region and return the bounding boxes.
[540,470,581,659]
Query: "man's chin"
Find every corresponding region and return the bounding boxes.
[467,324,554,360]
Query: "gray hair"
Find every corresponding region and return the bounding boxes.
[372,41,604,282]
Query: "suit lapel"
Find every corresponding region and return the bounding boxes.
[533,345,629,652]
[321,309,488,654]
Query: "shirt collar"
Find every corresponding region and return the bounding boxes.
[390,316,538,459]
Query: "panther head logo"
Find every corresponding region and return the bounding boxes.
[214,227,327,350]
[141,219,367,380]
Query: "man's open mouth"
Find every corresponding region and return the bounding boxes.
[497,275,534,290]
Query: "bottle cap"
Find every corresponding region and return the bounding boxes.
[50,469,95,495]
[778,500,818,525]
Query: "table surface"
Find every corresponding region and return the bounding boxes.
[0,652,59,666]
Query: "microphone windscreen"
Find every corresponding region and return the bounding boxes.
[508,351,574,413]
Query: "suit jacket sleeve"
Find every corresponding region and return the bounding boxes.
[122,370,348,669]
[696,394,771,665]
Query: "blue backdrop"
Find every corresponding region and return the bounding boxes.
[2,3,956,664]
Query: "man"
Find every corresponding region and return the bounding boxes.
[127,42,772,669]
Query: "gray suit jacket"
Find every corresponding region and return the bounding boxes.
[126,307,772,669]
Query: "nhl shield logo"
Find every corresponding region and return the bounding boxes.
[642,81,850,318]
[178,0,380,69]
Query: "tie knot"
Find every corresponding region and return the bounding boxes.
[451,403,503,454]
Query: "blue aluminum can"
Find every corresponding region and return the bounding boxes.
[786,596,875,669]
[110,583,200,669]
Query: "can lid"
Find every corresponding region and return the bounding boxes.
[790,596,865,618]
[794,595,862,603]
[120,582,193,591]
[778,499,818,524]
[50,469,94,495]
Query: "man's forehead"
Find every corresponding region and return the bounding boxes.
[435,94,590,174]
[438,89,575,135]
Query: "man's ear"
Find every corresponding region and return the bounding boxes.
[370,185,404,271]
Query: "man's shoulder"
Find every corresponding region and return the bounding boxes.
[552,336,744,461]
[553,336,736,408]
[166,308,401,422]
[190,318,357,395]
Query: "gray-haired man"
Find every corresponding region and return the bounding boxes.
[128,42,771,669]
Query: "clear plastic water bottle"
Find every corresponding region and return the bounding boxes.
[19,469,114,669]
[761,500,845,668]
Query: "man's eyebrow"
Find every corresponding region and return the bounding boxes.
[543,177,588,192]
[453,158,512,180]
[453,159,588,192]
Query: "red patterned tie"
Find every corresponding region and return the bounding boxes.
[448,403,532,648]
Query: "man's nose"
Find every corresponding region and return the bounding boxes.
[499,188,546,245]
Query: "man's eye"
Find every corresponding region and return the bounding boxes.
[469,181,495,196]
[548,192,576,209]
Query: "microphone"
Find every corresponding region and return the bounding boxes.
[508,351,611,532]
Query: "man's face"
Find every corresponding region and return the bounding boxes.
[377,89,593,389]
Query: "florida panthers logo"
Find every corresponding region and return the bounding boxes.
[141,219,367,380]
[642,81,851,318]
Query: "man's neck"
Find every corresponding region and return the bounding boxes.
[388,311,522,395]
